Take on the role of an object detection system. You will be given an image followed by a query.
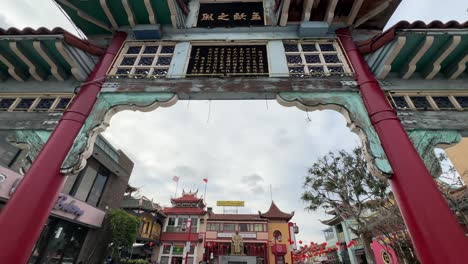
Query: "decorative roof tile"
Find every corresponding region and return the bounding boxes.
[259,202,294,221]
[0,27,106,56]
[356,20,468,54]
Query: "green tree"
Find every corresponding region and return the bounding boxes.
[302,147,388,264]
[107,209,140,258]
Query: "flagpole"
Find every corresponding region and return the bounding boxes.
[203,181,207,203]
[174,180,179,197]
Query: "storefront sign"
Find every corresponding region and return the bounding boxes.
[0,166,105,228]
[218,232,256,239]
[216,200,245,207]
[187,45,268,77]
[55,194,85,217]
[197,2,264,28]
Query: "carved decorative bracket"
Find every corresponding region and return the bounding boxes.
[8,92,177,174]
[407,130,461,177]
[277,92,393,178]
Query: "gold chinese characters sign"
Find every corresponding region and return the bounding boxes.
[186,45,269,77]
[197,2,264,28]
[216,201,245,207]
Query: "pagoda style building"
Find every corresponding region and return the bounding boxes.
[260,202,295,264]
[156,190,208,264]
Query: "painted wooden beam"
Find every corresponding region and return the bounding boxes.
[121,0,136,27]
[0,54,27,81]
[144,0,157,24]
[9,42,47,81]
[375,36,406,79]
[399,111,468,132]
[301,0,315,22]
[423,36,461,80]
[99,0,119,29]
[55,40,86,81]
[56,0,112,32]
[401,36,434,79]
[167,0,179,28]
[354,0,390,28]
[324,0,338,24]
[347,0,364,25]
[447,54,468,80]
[279,0,291,26]
[33,41,68,81]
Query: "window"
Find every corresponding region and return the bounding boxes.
[172,244,185,255]
[283,40,352,77]
[239,223,248,232]
[168,218,176,226]
[208,223,221,231]
[160,256,170,264]
[276,255,285,264]
[177,217,189,231]
[68,166,87,196]
[108,42,175,79]
[411,96,432,110]
[166,218,176,232]
[86,166,110,207]
[0,95,73,112]
[273,230,282,241]
[389,96,409,109]
[162,244,172,254]
[223,224,236,231]
[145,221,151,234]
[254,224,263,232]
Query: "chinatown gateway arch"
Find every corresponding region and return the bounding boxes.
[0,0,467,263]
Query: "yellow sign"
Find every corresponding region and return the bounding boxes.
[216,201,245,207]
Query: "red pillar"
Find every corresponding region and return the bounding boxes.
[0,32,127,264]
[337,28,468,263]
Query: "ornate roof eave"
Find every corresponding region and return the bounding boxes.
[259,201,294,221]
[357,20,468,54]
[359,20,468,80]
[0,27,105,82]
[320,215,343,226]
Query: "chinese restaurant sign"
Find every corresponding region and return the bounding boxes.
[197,2,264,28]
[186,45,269,77]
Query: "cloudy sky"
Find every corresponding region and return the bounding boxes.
[2,0,467,243]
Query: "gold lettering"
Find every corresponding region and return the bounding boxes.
[234,13,247,20]
[251,12,262,21]
[201,13,214,21]
[217,13,229,21]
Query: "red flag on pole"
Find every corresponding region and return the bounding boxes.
[203,178,208,183]
[173,176,180,182]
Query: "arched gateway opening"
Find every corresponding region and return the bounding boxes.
[0,1,467,263]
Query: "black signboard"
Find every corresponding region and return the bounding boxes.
[186,45,269,77]
[197,2,264,28]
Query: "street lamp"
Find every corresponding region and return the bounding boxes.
[184,219,193,264]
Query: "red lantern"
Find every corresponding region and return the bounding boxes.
[323,242,327,246]
[336,242,340,246]
[310,241,314,245]
[299,240,303,244]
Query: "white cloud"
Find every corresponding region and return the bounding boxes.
[103,100,360,243]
